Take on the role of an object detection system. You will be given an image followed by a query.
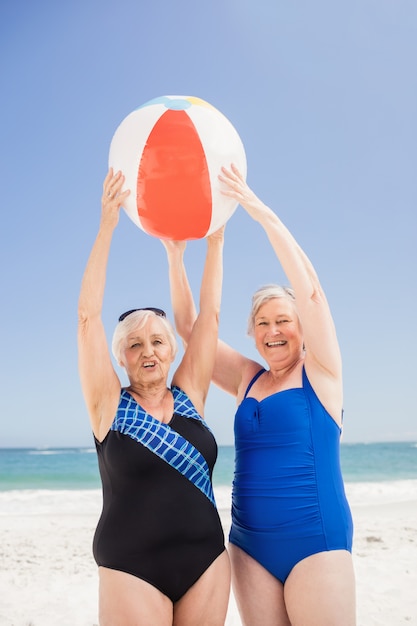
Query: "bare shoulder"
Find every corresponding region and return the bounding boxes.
[213,339,263,399]
[304,357,343,427]
[87,383,122,443]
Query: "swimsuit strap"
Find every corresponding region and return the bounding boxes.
[302,364,308,386]
[243,368,266,398]
[171,385,212,432]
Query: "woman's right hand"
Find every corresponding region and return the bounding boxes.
[160,238,187,253]
[101,168,130,229]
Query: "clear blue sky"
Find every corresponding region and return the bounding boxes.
[1,0,416,448]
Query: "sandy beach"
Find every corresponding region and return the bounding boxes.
[0,482,416,626]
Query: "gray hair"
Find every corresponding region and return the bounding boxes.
[247,284,296,336]
[111,310,178,364]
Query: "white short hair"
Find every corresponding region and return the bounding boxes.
[111,310,178,364]
[247,284,296,336]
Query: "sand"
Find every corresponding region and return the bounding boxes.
[0,481,416,625]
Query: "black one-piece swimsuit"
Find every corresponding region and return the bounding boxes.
[93,386,225,602]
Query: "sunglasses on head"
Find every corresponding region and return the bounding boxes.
[118,308,166,322]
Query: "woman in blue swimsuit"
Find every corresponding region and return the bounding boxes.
[78,169,230,625]
[165,164,356,625]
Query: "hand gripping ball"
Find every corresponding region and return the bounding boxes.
[108,95,247,240]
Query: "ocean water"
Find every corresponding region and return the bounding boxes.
[0,442,416,492]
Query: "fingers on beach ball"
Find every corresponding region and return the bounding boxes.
[108,95,247,240]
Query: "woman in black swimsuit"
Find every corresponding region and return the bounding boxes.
[78,169,230,625]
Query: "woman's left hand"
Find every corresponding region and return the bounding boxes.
[218,164,269,222]
[206,224,225,245]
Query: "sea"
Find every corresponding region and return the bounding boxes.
[0,442,416,492]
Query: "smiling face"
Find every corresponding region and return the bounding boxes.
[253,297,304,369]
[119,316,175,388]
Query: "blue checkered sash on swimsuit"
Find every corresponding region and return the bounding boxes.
[111,387,216,506]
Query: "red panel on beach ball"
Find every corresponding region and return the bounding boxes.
[137,110,211,239]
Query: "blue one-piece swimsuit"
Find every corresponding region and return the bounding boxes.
[229,367,353,584]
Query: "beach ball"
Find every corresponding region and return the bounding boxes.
[108,95,247,240]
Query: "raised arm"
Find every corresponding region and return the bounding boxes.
[162,240,197,347]
[219,165,343,417]
[77,169,130,440]
[163,235,259,400]
[170,228,226,416]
